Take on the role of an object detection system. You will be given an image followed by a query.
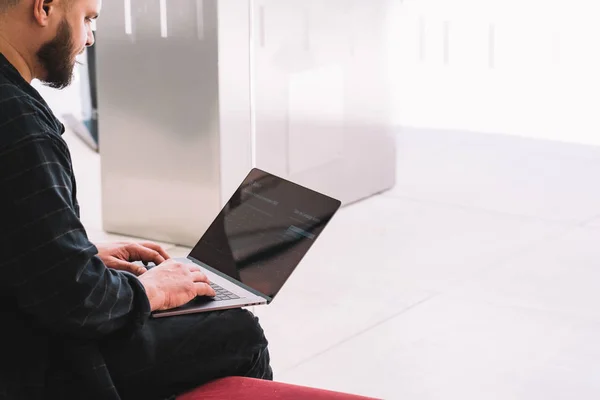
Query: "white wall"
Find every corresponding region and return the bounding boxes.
[386,0,600,146]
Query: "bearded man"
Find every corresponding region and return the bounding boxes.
[0,1,272,399]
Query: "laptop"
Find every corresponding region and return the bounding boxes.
[152,168,341,318]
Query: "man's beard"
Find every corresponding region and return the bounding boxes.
[36,18,77,90]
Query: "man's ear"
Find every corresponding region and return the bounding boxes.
[32,0,55,27]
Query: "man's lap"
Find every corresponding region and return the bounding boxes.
[100,308,272,400]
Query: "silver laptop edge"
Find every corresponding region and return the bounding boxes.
[151,256,268,318]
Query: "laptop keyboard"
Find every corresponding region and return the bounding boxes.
[209,282,240,301]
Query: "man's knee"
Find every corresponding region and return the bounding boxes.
[213,308,269,350]
[213,309,272,379]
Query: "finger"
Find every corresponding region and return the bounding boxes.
[190,271,210,284]
[194,282,216,297]
[108,259,147,276]
[187,264,203,273]
[140,242,171,261]
[127,243,166,265]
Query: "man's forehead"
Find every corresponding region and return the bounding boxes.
[76,0,102,11]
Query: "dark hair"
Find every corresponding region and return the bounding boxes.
[0,0,20,13]
[1,0,74,14]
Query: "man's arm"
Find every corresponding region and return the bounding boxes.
[0,134,150,339]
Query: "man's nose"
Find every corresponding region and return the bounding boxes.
[86,30,95,47]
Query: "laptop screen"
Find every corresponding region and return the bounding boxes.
[189,168,341,299]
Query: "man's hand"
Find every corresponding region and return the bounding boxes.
[138,260,217,311]
[96,241,171,276]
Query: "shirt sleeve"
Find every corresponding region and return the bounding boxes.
[0,133,151,339]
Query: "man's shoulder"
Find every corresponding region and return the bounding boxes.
[0,78,64,149]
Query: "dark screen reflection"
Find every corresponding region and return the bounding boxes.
[189,169,341,298]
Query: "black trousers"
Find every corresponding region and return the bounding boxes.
[100,308,273,400]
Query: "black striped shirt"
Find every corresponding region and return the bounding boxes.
[0,53,150,399]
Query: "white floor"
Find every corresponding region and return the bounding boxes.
[64,127,600,400]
